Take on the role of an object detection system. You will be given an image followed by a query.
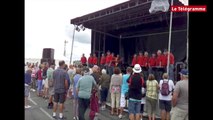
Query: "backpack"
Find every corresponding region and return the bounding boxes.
[125,75,145,99]
[161,80,170,96]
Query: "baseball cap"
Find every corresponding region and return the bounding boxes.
[179,69,188,75]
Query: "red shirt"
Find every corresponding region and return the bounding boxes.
[131,57,137,66]
[100,56,106,65]
[156,55,163,66]
[37,69,43,80]
[106,55,112,64]
[142,57,149,67]
[137,56,144,66]
[149,57,156,67]
[161,55,167,67]
[81,56,87,64]
[93,57,98,65]
[110,57,116,66]
[166,53,175,65]
[88,57,93,64]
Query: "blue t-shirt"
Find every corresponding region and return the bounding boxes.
[73,74,82,98]
[121,74,130,95]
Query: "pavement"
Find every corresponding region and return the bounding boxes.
[25,90,160,120]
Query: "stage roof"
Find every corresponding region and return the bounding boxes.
[70,0,186,34]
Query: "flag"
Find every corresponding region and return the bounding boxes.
[179,0,188,6]
[149,0,170,14]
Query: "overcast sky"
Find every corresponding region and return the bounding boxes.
[25,0,128,62]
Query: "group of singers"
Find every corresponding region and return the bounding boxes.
[80,49,175,81]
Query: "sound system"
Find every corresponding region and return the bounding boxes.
[41,48,55,65]
[40,58,55,66]
[42,48,54,59]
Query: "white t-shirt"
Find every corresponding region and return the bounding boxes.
[159,79,175,101]
[141,87,146,104]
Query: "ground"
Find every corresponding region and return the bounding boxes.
[25,91,160,120]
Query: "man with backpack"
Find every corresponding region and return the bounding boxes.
[127,64,145,120]
[159,73,175,120]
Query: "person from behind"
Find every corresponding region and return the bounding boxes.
[119,67,133,119]
[127,64,145,120]
[146,74,159,120]
[110,67,122,115]
[72,68,82,120]
[171,69,188,120]
[47,64,55,109]
[43,62,49,99]
[30,64,36,92]
[37,64,43,97]
[159,73,175,120]
[25,69,32,109]
[99,69,110,110]
[67,64,76,98]
[76,67,97,120]
[52,61,68,120]
[140,72,146,120]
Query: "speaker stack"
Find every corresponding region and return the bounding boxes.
[40,48,55,65]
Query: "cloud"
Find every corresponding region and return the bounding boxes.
[75,32,91,44]
[25,0,129,63]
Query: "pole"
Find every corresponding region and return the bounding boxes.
[166,0,174,74]
[186,12,189,68]
[70,25,75,65]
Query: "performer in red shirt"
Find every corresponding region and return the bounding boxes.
[131,54,137,67]
[142,52,149,67]
[164,49,175,80]
[106,51,112,66]
[156,50,164,82]
[161,53,167,67]
[142,51,149,80]
[148,53,157,74]
[100,53,106,69]
[148,53,156,67]
[81,53,87,66]
[92,53,98,65]
[137,52,144,67]
[156,50,163,67]
[88,54,93,68]
[105,51,112,75]
[108,52,115,76]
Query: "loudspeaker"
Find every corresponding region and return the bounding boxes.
[42,48,54,59]
[40,58,55,66]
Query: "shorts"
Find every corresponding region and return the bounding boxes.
[159,100,172,112]
[140,104,144,113]
[128,100,141,115]
[54,93,66,103]
[100,87,108,102]
[171,107,188,120]
[44,79,49,88]
[25,85,30,97]
[49,87,54,96]
[120,94,126,108]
